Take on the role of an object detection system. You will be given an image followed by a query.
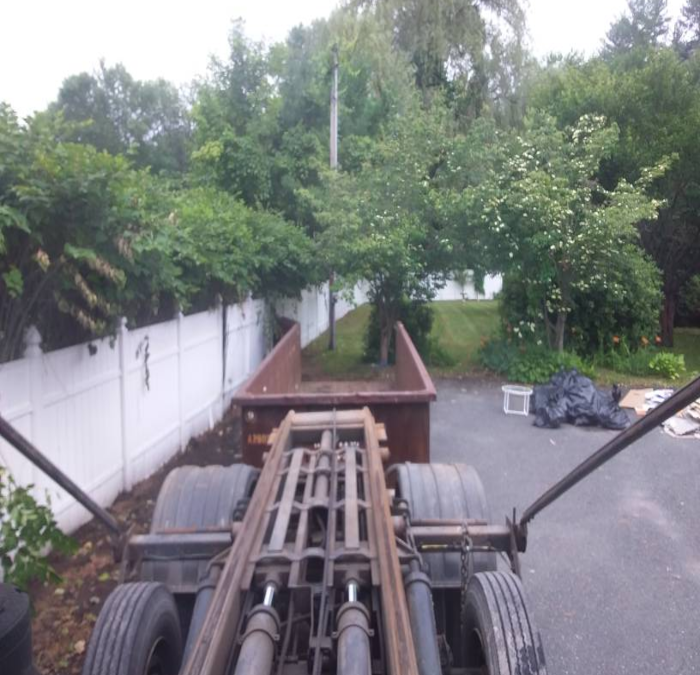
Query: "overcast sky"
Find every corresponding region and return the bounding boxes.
[0,0,686,118]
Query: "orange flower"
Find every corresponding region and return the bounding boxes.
[641,336,649,347]
[613,335,620,344]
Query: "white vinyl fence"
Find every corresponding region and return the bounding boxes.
[0,286,363,533]
[433,274,503,301]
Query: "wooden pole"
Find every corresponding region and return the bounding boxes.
[328,45,339,351]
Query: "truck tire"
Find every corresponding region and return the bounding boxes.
[462,571,547,675]
[0,584,34,675]
[82,582,182,675]
[141,464,258,589]
[394,463,497,586]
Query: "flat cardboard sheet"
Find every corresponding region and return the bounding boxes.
[620,388,652,410]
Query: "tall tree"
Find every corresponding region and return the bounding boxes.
[315,101,454,364]
[52,62,191,174]
[674,0,700,55]
[454,113,663,351]
[346,0,527,121]
[530,48,700,345]
[192,13,417,227]
[604,0,670,56]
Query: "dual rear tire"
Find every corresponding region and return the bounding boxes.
[82,582,182,675]
[462,571,547,675]
[83,464,257,675]
[395,462,547,675]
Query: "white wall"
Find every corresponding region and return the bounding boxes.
[433,274,502,301]
[0,289,335,534]
[274,283,368,348]
[0,276,493,535]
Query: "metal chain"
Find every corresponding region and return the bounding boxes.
[459,524,474,639]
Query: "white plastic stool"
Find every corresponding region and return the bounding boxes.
[501,384,533,416]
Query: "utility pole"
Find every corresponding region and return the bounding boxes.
[328,44,339,351]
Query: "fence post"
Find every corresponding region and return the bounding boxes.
[118,317,131,491]
[177,310,186,451]
[221,300,228,409]
[212,296,223,428]
[24,325,44,456]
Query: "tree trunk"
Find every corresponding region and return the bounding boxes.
[661,292,676,348]
[379,322,391,366]
[554,312,566,353]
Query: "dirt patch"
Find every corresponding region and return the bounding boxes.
[29,407,242,675]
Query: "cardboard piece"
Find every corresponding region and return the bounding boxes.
[620,388,652,410]
[663,416,700,438]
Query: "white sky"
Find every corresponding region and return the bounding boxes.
[0,0,687,118]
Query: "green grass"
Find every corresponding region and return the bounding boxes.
[429,300,500,374]
[302,300,499,379]
[303,304,377,379]
[596,328,700,387]
[303,301,700,387]
[673,327,700,374]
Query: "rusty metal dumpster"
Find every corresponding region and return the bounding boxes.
[232,321,436,466]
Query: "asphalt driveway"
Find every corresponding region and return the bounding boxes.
[431,379,700,675]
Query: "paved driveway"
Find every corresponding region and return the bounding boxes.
[430,379,700,675]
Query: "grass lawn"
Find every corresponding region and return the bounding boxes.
[302,304,377,379]
[429,300,500,374]
[302,300,499,378]
[673,327,700,374]
[303,301,700,387]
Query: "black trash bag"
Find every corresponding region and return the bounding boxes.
[531,369,630,430]
[533,384,567,428]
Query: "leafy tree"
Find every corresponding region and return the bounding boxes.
[604,0,670,56]
[0,105,157,359]
[530,48,700,345]
[51,62,191,174]
[192,13,417,229]
[0,105,315,360]
[315,102,453,364]
[674,0,700,56]
[347,0,525,108]
[455,113,663,351]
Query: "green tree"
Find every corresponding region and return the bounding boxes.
[456,113,663,351]
[347,0,525,110]
[0,104,315,360]
[674,0,700,55]
[52,62,191,174]
[315,102,453,364]
[604,0,670,56]
[530,48,700,345]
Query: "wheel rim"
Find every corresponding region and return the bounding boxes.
[145,637,171,675]
[464,626,488,673]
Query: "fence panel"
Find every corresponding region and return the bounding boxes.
[180,307,224,444]
[0,287,365,533]
[223,298,266,402]
[123,318,181,489]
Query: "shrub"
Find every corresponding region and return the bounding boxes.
[678,274,700,327]
[363,299,456,367]
[478,339,595,384]
[499,247,662,357]
[0,468,76,589]
[649,352,686,381]
[364,299,433,364]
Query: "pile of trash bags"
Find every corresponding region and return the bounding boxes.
[532,369,630,430]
